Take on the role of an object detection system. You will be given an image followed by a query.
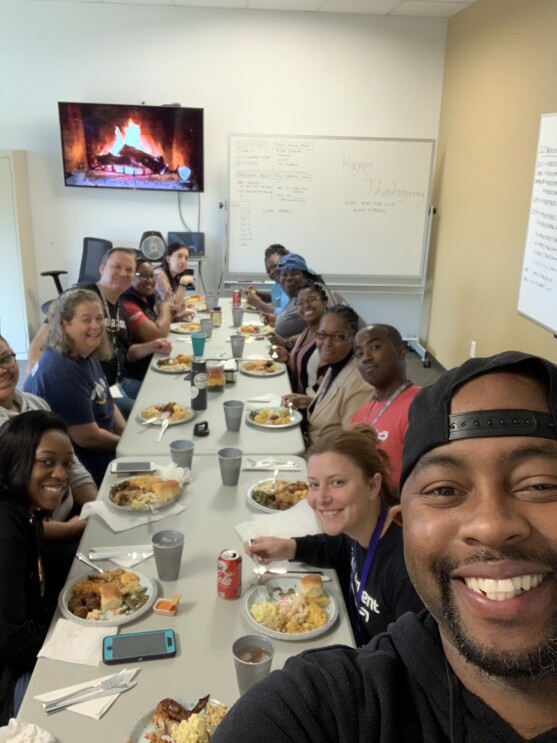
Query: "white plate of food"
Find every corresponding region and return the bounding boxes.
[239,323,274,337]
[126,696,229,743]
[185,295,207,311]
[244,576,338,641]
[59,568,157,627]
[107,475,182,512]
[139,403,194,425]
[239,359,285,377]
[247,478,309,514]
[247,406,302,429]
[152,354,193,373]
[170,321,202,334]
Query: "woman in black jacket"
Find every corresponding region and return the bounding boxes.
[0,411,74,723]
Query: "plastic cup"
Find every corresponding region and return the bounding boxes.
[151,530,185,581]
[191,332,206,356]
[200,318,214,339]
[231,307,245,328]
[223,400,244,432]
[217,447,243,486]
[230,335,245,359]
[232,635,274,695]
[169,439,194,470]
[206,292,219,311]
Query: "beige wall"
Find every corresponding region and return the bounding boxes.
[426,0,557,370]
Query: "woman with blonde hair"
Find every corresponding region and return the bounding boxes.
[24,288,125,485]
[247,423,423,645]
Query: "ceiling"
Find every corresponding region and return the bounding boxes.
[29,0,479,20]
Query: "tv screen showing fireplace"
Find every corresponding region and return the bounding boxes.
[58,102,204,192]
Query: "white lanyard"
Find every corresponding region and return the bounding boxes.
[366,381,411,427]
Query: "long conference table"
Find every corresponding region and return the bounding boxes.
[19,299,355,742]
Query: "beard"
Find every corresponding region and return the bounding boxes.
[431,549,557,682]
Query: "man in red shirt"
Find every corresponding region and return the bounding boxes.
[352,324,420,488]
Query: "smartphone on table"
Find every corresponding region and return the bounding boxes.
[110,461,156,475]
[103,629,176,664]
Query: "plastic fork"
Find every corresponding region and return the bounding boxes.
[42,669,130,710]
[156,416,170,443]
[75,551,104,574]
[248,539,271,601]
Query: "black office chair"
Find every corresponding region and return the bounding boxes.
[40,237,113,314]
[76,237,113,284]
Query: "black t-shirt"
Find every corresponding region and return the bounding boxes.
[83,284,130,385]
[294,524,424,645]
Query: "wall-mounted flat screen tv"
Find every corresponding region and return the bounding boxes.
[58,102,204,192]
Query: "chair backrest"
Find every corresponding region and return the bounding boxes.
[77,237,113,284]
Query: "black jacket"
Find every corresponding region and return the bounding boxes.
[0,497,50,724]
[212,611,557,742]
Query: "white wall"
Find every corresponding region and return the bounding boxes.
[1,0,447,330]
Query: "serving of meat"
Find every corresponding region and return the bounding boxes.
[150,695,210,735]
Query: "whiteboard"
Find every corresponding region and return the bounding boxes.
[518,113,557,333]
[227,134,435,282]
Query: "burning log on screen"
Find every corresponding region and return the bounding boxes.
[92,145,167,175]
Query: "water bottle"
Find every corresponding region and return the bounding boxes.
[190,357,207,411]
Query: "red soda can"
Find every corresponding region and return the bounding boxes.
[217,549,242,599]
[232,288,242,307]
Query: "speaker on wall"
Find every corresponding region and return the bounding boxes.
[167,231,205,258]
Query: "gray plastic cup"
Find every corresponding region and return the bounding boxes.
[218,447,243,486]
[200,317,214,339]
[206,292,219,311]
[169,439,194,470]
[151,530,185,581]
[232,635,274,695]
[223,400,244,432]
[231,307,245,328]
[230,335,246,358]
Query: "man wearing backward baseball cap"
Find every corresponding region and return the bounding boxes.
[213,351,557,742]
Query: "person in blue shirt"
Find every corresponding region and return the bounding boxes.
[246,244,289,315]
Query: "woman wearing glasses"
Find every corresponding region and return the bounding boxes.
[271,281,328,394]
[282,305,372,445]
[118,259,173,399]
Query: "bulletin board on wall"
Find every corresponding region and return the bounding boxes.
[518,113,557,333]
[226,134,436,285]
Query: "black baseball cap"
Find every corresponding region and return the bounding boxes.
[400,351,557,490]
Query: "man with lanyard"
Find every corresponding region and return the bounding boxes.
[352,323,420,488]
[26,247,170,417]
[213,350,557,742]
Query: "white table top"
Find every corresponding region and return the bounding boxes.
[116,302,304,457]
[19,454,354,742]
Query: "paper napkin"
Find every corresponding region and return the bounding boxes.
[235,498,323,542]
[244,393,282,411]
[35,668,139,720]
[37,618,116,666]
[0,719,55,743]
[81,500,186,533]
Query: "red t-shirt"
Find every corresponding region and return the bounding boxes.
[351,385,420,489]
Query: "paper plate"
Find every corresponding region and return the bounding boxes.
[238,360,286,377]
[59,570,157,628]
[126,697,227,742]
[246,478,309,514]
[247,408,302,430]
[170,322,202,334]
[244,577,338,641]
[138,405,194,425]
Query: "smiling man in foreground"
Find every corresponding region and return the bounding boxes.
[213,350,557,742]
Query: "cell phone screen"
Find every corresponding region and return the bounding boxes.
[112,461,154,473]
[104,630,175,662]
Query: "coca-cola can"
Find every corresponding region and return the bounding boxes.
[217,549,242,599]
[232,288,242,307]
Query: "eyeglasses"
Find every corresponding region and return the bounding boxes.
[135,272,155,280]
[315,332,355,343]
[0,352,17,369]
[295,296,322,308]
